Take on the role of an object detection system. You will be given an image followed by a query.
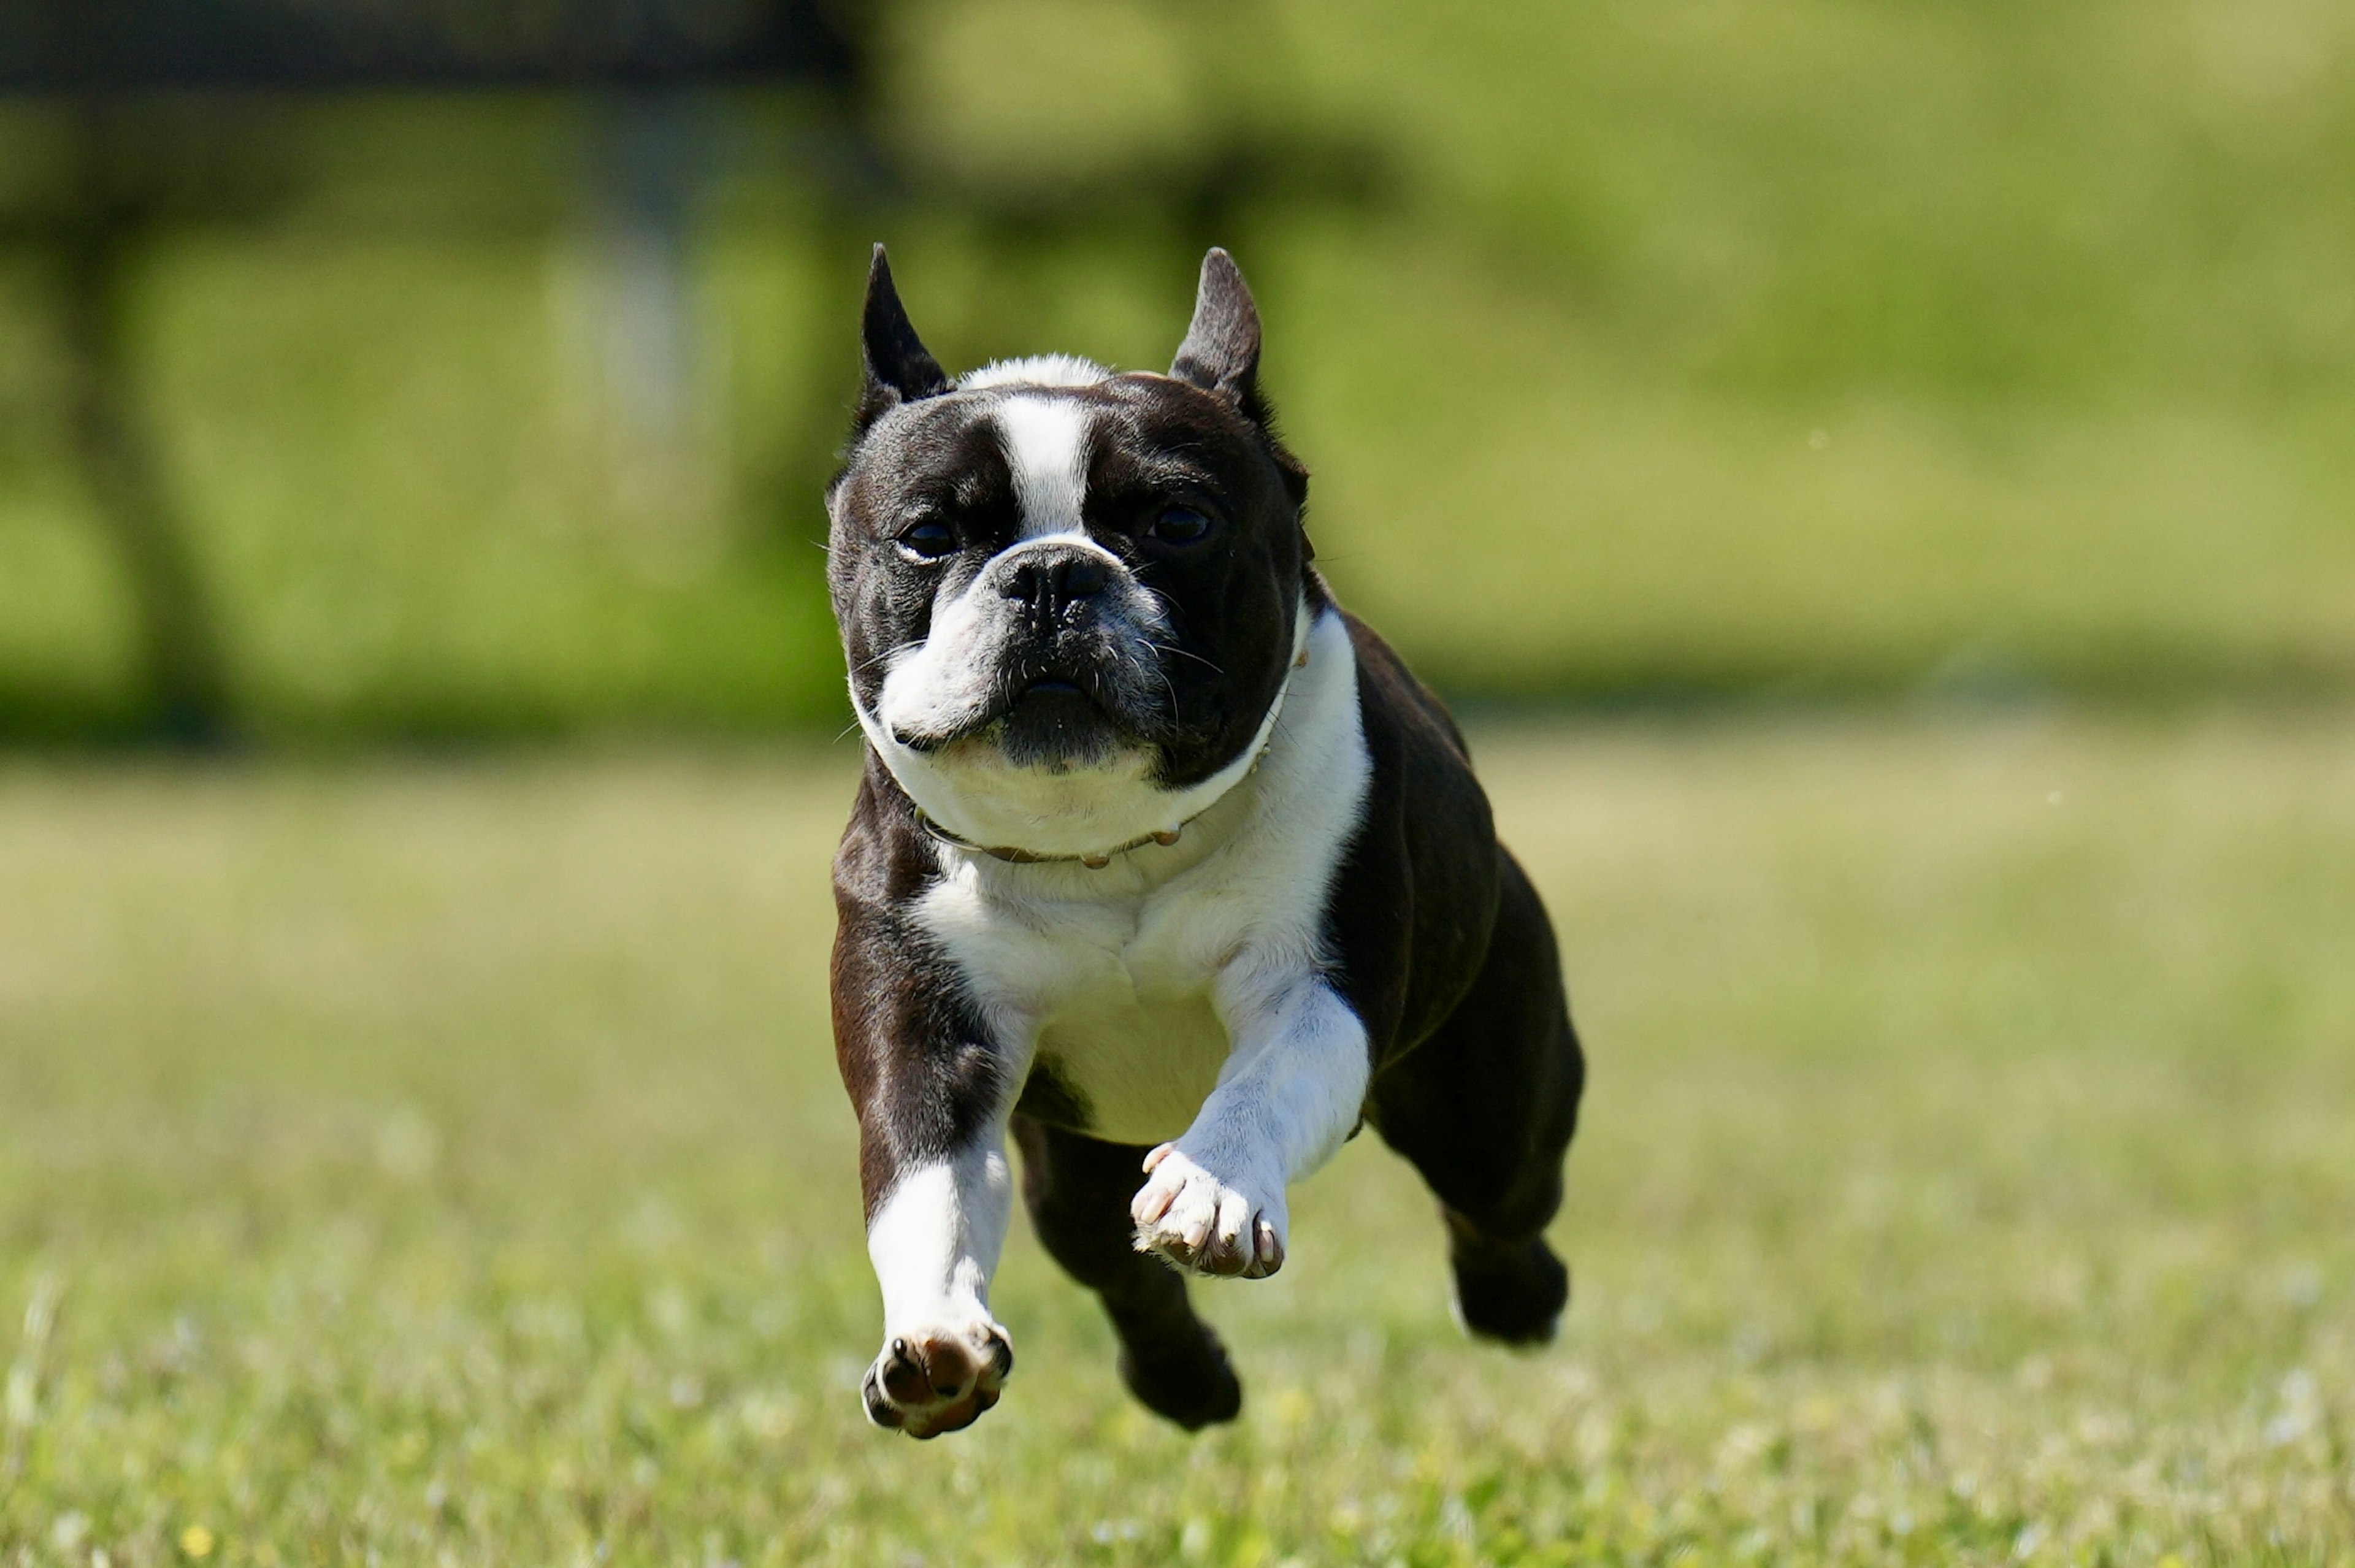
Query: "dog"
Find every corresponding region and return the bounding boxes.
[826,245,1585,1437]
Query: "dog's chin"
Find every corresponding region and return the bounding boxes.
[994,681,1125,771]
[903,682,1151,776]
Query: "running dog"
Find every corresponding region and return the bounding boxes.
[826,246,1585,1437]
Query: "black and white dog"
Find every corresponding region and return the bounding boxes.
[827,246,1585,1438]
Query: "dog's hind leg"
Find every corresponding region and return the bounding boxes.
[1365,847,1585,1345]
[1011,1115,1244,1429]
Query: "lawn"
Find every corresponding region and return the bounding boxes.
[1,715,2351,1564]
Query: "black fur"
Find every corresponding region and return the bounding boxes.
[828,246,1585,1429]
[1170,247,1310,518]
[828,372,1311,790]
[856,245,950,434]
[998,614,1587,1350]
[1014,1117,1243,1428]
[830,752,1010,1218]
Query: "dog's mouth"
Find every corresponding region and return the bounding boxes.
[994,675,1125,769]
[890,669,1142,770]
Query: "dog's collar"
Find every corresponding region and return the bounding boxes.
[899,636,1308,870]
[912,808,1195,868]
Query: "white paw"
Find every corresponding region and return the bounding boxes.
[1130,1143,1287,1279]
[860,1317,1013,1439]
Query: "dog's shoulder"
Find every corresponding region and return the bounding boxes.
[833,755,940,914]
[1325,604,1504,1060]
[1340,608,1475,771]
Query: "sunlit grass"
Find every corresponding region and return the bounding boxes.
[1,716,2350,1562]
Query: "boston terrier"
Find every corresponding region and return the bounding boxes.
[827,245,1585,1438]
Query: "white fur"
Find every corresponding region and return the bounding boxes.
[994,395,1092,540]
[852,388,1256,859]
[958,354,1111,391]
[866,1143,1014,1343]
[862,527,1149,786]
[1130,974,1370,1274]
[897,605,1375,1275]
[855,598,1303,860]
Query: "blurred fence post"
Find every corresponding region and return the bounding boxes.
[590,91,714,524]
[1,0,868,742]
[0,1,1377,740]
[55,105,236,747]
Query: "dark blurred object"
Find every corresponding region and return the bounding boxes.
[0,0,857,91]
[0,2,1380,746]
[0,0,860,745]
[38,105,259,748]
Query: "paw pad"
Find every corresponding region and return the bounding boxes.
[863,1323,1014,1438]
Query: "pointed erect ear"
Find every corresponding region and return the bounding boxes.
[1171,247,1309,517]
[857,244,950,433]
[1170,248,1262,402]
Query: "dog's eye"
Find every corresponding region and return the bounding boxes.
[1149,505,1212,546]
[897,519,957,560]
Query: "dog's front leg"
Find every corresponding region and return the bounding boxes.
[835,906,1031,1438]
[1132,965,1371,1279]
[860,1131,1021,1437]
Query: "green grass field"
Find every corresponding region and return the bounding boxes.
[3,715,2351,1564]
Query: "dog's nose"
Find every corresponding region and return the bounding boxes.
[999,547,1111,616]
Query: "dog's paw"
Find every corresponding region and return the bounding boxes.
[1120,1323,1244,1431]
[1449,1234,1569,1348]
[860,1320,1014,1439]
[1130,1143,1286,1279]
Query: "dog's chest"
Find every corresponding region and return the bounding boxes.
[902,606,1369,1147]
[916,869,1261,1146]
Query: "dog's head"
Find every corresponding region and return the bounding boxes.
[828,247,1315,856]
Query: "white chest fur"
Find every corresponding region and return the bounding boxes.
[909,607,1371,1146]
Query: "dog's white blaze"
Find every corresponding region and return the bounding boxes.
[994,394,1091,540]
[959,354,1109,392]
[867,1141,1016,1339]
[914,605,1373,1185]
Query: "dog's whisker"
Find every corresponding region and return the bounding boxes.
[1147,639,1224,678]
[1128,637,1183,716]
[851,638,926,680]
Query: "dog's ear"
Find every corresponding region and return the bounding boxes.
[1170,248,1262,404]
[857,245,950,434]
[1171,248,1309,522]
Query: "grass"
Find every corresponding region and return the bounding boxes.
[2,714,2351,1564]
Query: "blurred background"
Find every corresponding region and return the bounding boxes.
[4,0,2351,744]
[4,4,2354,1561]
